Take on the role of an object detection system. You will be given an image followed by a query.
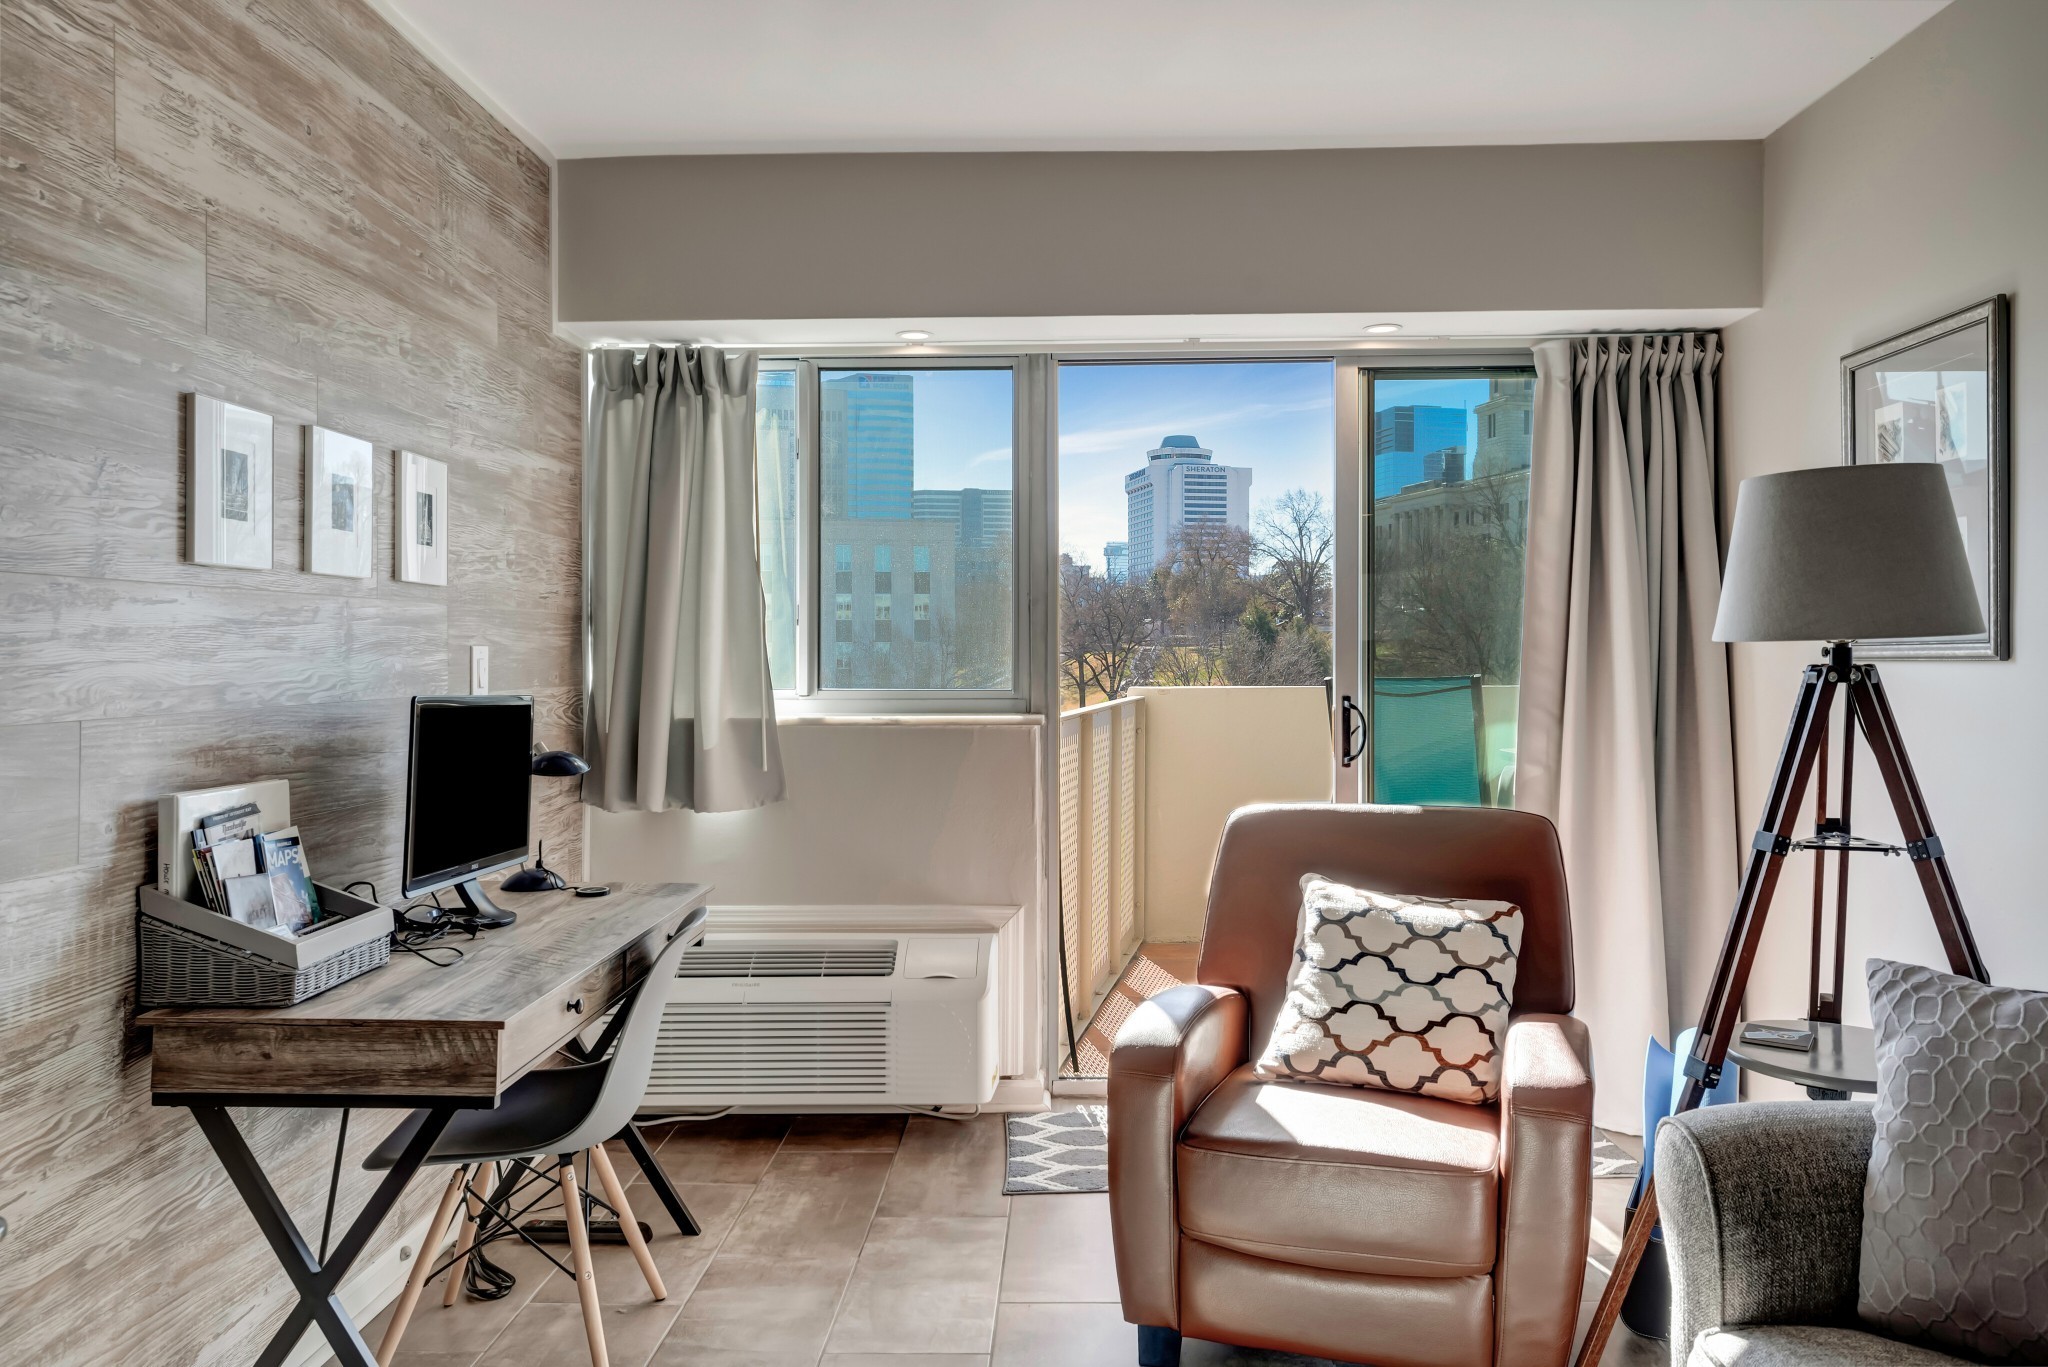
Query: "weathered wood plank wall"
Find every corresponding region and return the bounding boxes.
[0,0,581,1359]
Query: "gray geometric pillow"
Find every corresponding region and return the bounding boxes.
[1253,874,1521,1105]
[1860,958,2048,1364]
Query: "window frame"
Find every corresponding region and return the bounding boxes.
[763,354,1034,715]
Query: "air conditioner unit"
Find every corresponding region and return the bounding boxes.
[642,931,999,1110]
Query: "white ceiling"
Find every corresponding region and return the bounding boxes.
[377,0,1948,161]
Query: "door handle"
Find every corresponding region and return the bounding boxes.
[1339,694,1365,769]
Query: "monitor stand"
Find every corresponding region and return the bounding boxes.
[452,877,516,929]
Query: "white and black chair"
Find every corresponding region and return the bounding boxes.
[367,905,704,1367]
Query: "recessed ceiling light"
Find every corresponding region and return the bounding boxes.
[896,329,933,342]
[1363,322,1403,334]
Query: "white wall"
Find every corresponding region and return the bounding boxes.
[586,718,1045,1079]
[1721,0,2048,1034]
[1133,686,1334,942]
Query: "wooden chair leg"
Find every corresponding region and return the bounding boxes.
[557,1156,609,1367]
[589,1144,666,1300]
[442,1160,495,1308]
[377,1165,470,1367]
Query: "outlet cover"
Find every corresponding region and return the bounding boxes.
[469,645,489,694]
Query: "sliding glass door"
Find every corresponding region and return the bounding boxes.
[1340,367,1535,807]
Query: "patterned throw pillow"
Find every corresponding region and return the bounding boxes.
[1253,874,1523,1105]
[1859,958,2048,1364]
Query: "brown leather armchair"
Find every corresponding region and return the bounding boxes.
[1108,804,1593,1367]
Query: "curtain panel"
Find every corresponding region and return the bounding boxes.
[1517,334,1739,1132]
[585,345,785,814]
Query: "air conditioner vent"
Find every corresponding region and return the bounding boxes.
[676,939,898,978]
[650,1001,890,1096]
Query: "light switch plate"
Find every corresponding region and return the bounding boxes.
[469,645,489,694]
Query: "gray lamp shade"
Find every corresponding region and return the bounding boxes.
[1714,463,1984,643]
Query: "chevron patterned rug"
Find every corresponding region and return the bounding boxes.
[1004,1107,1108,1193]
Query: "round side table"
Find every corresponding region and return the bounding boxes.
[1728,1019,1876,1100]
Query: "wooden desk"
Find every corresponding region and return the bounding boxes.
[143,882,709,1367]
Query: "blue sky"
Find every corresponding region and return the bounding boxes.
[1058,361,1335,572]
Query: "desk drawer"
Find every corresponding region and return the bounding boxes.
[501,918,670,1081]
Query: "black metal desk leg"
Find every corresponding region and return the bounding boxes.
[191,1104,453,1367]
[619,1122,700,1236]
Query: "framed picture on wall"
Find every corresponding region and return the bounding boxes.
[305,427,374,578]
[1842,294,2009,659]
[188,395,274,570]
[397,449,449,586]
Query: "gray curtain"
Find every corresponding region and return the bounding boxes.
[585,345,785,814]
[1517,334,1738,1132]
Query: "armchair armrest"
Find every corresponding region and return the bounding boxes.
[1495,1012,1596,1367]
[1107,984,1247,1329]
[1659,1101,1875,1359]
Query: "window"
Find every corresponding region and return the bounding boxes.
[1367,371,1533,807]
[754,362,1020,703]
[1057,360,1335,708]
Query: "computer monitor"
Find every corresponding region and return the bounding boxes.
[402,694,533,927]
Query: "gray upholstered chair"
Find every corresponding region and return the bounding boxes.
[1657,1102,1970,1367]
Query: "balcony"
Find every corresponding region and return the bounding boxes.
[1056,685,1333,1077]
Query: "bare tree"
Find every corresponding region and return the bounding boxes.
[1060,556,1156,706]
[1372,472,1527,683]
[1157,523,1254,643]
[1254,488,1334,631]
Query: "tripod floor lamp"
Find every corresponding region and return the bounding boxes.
[1575,461,1991,1367]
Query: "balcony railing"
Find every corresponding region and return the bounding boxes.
[1057,695,1144,1048]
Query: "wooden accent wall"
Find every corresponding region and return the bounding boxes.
[0,1,580,1360]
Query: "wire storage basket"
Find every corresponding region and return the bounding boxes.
[137,882,393,1007]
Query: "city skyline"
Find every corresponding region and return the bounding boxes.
[1060,362,1334,574]
[778,365,1514,580]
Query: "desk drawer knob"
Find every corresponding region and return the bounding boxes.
[567,997,584,1014]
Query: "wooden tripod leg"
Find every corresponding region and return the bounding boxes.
[443,1160,494,1308]
[378,1165,469,1367]
[557,1156,609,1367]
[1676,661,1837,1113]
[1574,660,1838,1367]
[589,1144,666,1300]
[1576,1183,1659,1367]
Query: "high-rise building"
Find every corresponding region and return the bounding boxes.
[1473,377,1535,477]
[1123,435,1253,580]
[821,521,958,689]
[1103,541,1129,584]
[822,371,914,519]
[1372,404,1467,498]
[912,487,1014,549]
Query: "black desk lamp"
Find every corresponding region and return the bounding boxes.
[1579,460,1992,1367]
[501,747,591,892]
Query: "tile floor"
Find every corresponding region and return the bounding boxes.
[359,1112,1666,1367]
